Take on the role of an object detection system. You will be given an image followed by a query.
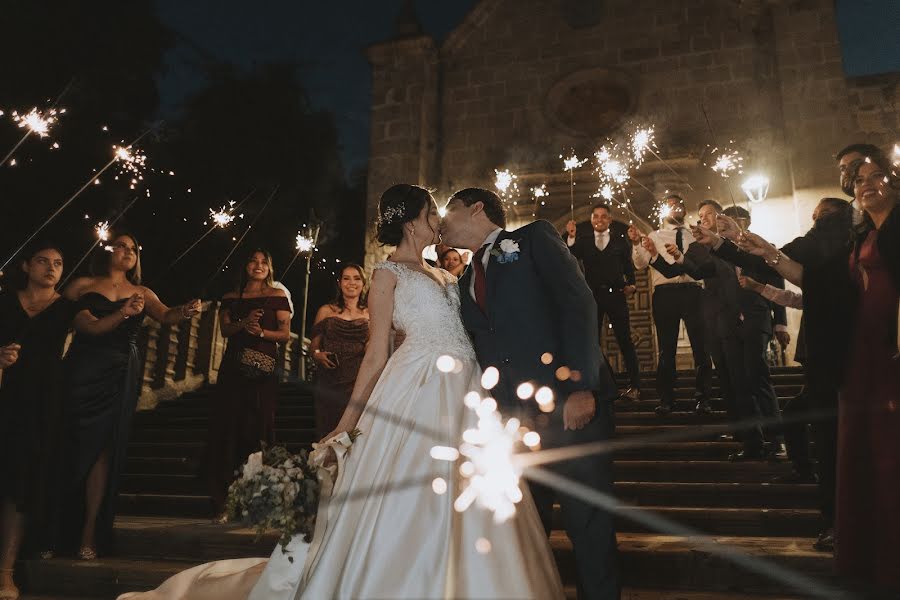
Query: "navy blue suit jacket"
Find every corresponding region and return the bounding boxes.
[459,221,618,412]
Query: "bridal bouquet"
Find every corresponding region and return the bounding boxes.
[225,430,361,555]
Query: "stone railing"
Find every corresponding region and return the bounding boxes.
[135,300,305,410]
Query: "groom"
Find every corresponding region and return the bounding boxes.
[441,188,620,600]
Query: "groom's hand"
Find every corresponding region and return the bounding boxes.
[563,390,596,431]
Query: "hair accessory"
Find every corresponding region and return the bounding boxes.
[378,203,404,226]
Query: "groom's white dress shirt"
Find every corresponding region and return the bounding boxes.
[469,227,503,302]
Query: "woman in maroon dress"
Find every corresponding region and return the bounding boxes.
[310,263,369,438]
[836,156,900,591]
[207,249,292,514]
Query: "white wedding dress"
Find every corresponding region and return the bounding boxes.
[119,261,564,600]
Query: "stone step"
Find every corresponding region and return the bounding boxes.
[132,414,317,429]
[124,456,197,476]
[613,460,796,483]
[118,493,214,518]
[119,474,817,510]
[19,517,828,598]
[616,394,802,412]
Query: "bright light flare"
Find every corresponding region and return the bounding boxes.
[449,396,529,523]
[630,126,655,163]
[708,144,744,178]
[741,174,770,204]
[295,232,315,253]
[494,168,519,202]
[561,153,587,172]
[95,221,111,242]
[209,201,237,228]
[13,107,61,138]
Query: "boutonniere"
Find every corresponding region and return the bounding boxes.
[491,238,521,264]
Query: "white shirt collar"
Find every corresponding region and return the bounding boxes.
[594,228,610,238]
[481,227,503,249]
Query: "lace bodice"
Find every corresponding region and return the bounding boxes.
[373,261,475,360]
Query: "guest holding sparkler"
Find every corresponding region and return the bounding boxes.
[61,234,201,559]
[208,249,291,515]
[310,263,369,438]
[629,194,712,415]
[0,243,75,599]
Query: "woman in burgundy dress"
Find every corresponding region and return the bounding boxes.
[836,156,900,591]
[208,249,292,513]
[310,263,369,438]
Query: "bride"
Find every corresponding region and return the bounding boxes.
[119,184,564,600]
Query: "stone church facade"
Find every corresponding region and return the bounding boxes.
[365,0,899,368]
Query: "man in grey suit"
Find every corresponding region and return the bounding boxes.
[441,187,620,600]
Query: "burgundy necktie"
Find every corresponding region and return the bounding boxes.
[473,244,489,314]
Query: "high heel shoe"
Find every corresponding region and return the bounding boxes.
[77,546,97,561]
[0,569,19,600]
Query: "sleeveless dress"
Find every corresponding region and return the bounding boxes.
[119,261,564,600]
[61,292,144,553]
[311,315,369,437]
[208,294,292,511]
[0,291,75,551]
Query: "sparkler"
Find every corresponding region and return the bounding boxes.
[630,125,655,165]
[530,184,548,217]
[0,107,65,167]
[700,103,741,211]
[0,127,156,275]
[432,390,535,524]
[201,185,279,295]
[493,168,519,205]
[561,153,587,220]
[283,222,321,380]
[95,220,111,242]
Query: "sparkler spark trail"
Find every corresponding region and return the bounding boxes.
[432,392,532,524]
[95,221,111,242]
[210,201,238,228]
[560,152,587,219]
[530,184,548,217]
[1,107,64,167]
[0,127,157,275]
[708,146,744,178]
[493,168,520,205]
[630,126,654,165]
[282,224,320,279]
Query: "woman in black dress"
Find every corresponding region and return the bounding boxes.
[208,249,292,514]
[62,234,201,559]
[0,243,74,600]
[310,263,369,438]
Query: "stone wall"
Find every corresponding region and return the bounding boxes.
[365,0,899,365]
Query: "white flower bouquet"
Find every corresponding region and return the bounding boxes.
[225,430,361,556]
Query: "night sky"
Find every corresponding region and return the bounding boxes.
[154,0,479,175]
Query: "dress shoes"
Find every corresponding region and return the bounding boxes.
[654,403,673,416]
[694,399,712,415]
[771,469,818,484]
[813,527,834,552]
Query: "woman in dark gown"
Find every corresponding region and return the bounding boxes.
[0,243,74,600]
[310,263,369,438]
[62,234,201,559]
[208,249,292,514]
[835,157,900,591]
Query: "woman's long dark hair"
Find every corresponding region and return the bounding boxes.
[91,233,142,284]
[332,263,367,312]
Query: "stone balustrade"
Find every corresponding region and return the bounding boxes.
[135,300,306,410]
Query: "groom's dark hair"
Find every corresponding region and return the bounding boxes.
[450,188,507,229]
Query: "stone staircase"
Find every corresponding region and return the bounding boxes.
[18,368,837,599]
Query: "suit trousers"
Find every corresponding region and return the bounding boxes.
[529,399,620,600]
[651,284,711,406]
[741,327,782,441]
[594,288,641,389]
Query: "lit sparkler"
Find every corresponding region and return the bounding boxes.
[560,152,587,219]
[892,144,900,168]
[432,392,534,524]
[630,125,655,165]
[530,184,548,217]
[708,145,744,178]
[112,144,148,188]
[295,231,316,253]
[209,201,237,228]
[95,221,111,242]
[494,168,520,205]
[1,107,65,167]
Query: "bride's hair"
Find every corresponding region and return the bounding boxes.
[375,184,433,246]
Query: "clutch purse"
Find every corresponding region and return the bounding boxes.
[238,348,276,379]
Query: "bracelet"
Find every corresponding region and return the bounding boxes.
[119,308,130,320]
[765,248,782,266]
[259,329,265,339]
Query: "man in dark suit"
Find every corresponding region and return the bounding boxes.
[565,202,641,400]
[441,187,620,600]
[645,200,787,459]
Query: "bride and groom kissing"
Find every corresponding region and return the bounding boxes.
[121,185,620,600]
